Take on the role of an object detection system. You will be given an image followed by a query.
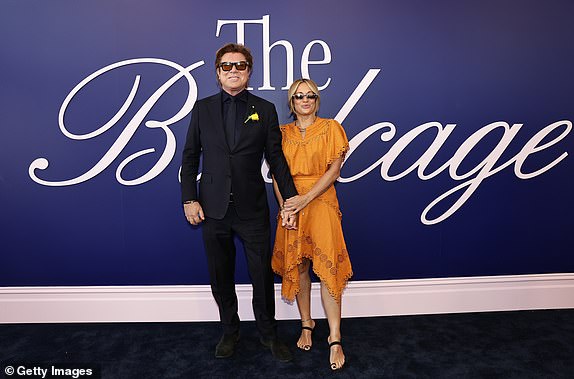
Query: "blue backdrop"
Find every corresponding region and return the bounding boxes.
[1,0,573,286]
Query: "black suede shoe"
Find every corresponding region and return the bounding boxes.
[260,337,293,362]
[215,332,239,358]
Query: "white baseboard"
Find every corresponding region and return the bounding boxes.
[1,273,573,324]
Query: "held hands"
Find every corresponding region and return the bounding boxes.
[283,195,309,215]
[184,201,205,225]
[280,194,310,230]
[280,208,298,230]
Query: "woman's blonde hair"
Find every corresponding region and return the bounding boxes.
[287,78,321,119]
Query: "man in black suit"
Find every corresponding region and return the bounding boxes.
[181,43,298,362]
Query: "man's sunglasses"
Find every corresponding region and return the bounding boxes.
[218,61,250,71]
[292,93,319,100]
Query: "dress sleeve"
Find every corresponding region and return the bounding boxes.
[326,119,350,166]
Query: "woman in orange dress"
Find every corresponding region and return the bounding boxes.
[271,78,353,371]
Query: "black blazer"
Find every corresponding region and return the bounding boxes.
[181,91,297,220]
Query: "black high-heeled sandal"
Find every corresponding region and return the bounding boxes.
[299,319,314,351]
[329,340,344,370]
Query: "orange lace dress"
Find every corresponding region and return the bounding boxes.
[272,117,353,303]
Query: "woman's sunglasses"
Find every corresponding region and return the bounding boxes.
[292,93,319,100]
[218,61,250,71]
